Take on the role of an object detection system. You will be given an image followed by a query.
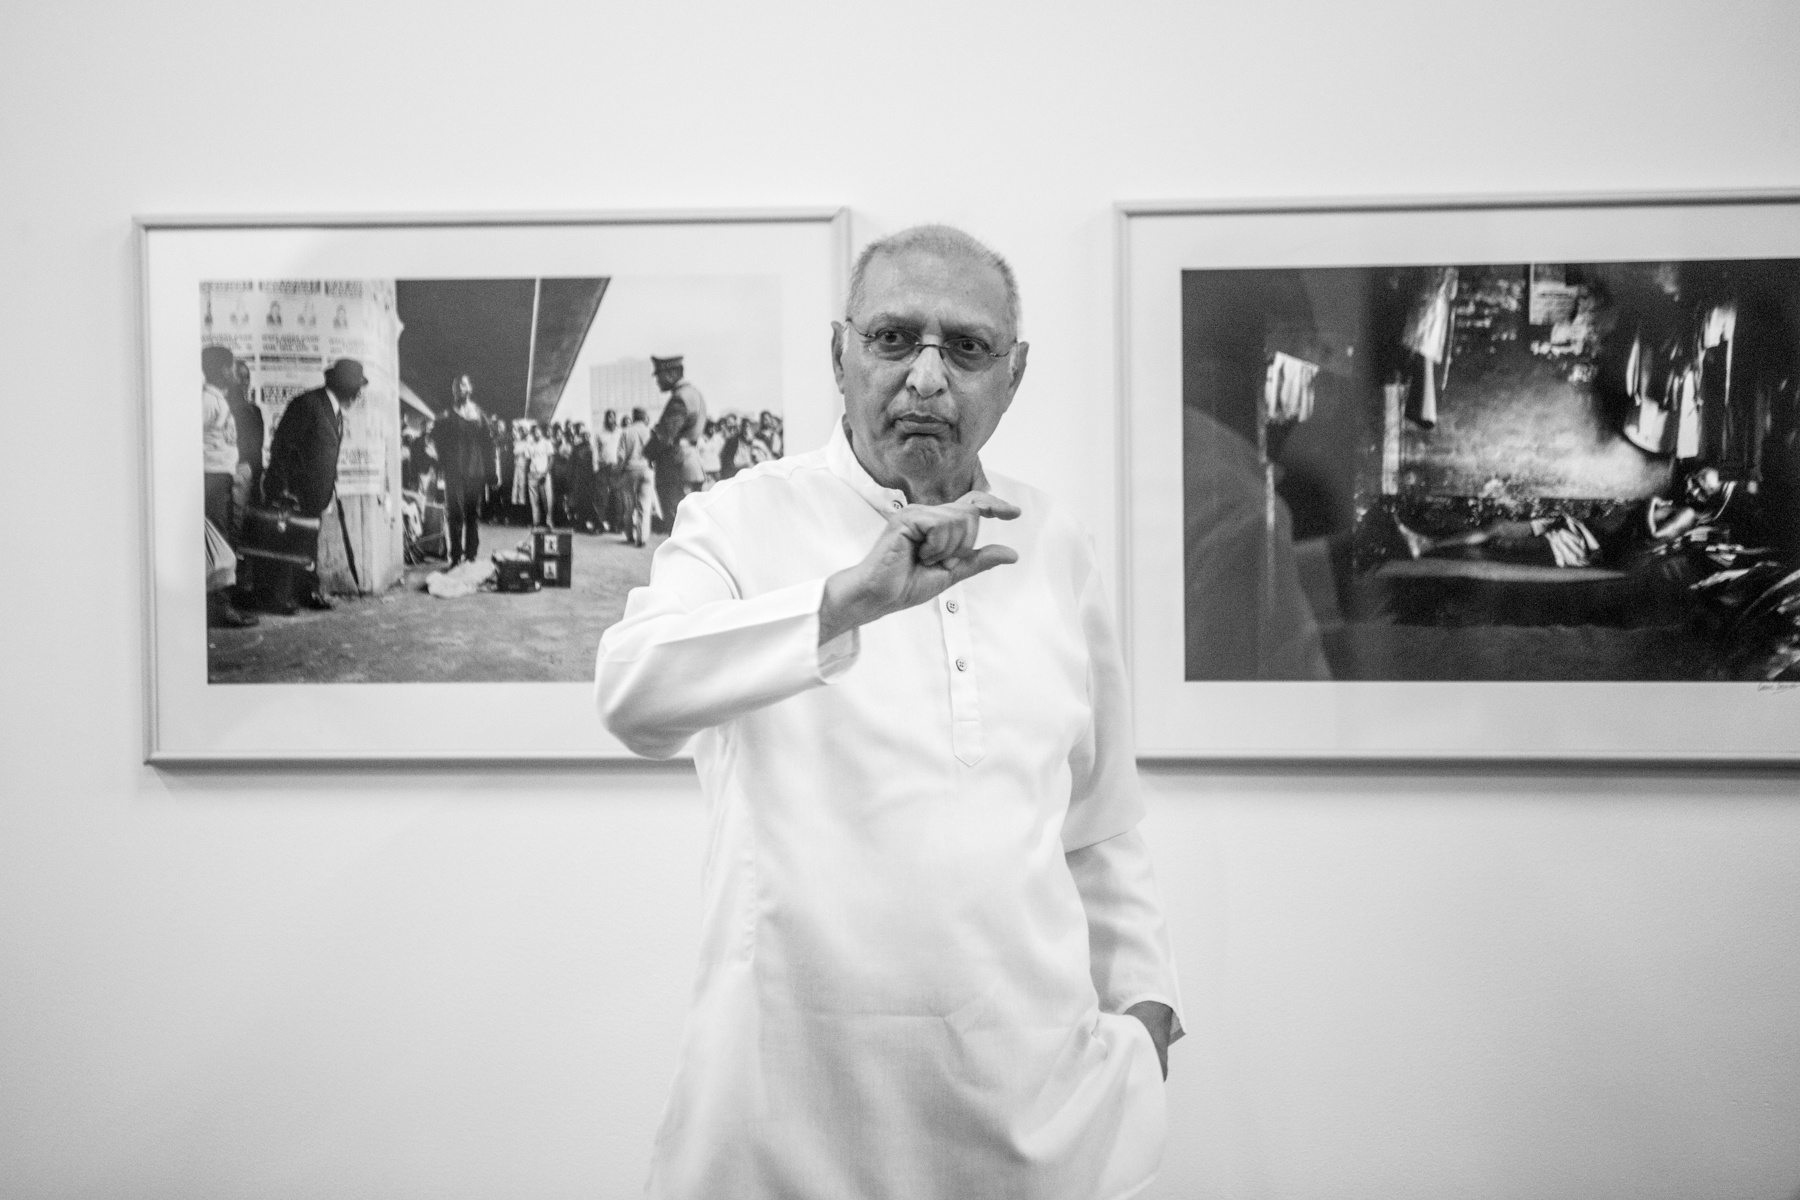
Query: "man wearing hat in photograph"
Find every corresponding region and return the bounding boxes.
[649,355,708,534]
[263,357,365,611]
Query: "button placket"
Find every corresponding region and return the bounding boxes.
[938,583,984,766]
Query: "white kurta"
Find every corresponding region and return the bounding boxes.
[597,426,1182,1200]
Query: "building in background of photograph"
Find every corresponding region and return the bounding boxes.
[554,275,786,433]
[589,358,663,430]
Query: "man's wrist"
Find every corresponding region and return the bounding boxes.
[819,566,877,646]
[1125,1000,1174,1079]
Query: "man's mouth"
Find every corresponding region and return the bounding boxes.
[892,413,951,438]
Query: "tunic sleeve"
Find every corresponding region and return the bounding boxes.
[1062,536,1146,851]
[595,493,859,759]
[1066,827,1186,1042]
[1057,525,1185,1038]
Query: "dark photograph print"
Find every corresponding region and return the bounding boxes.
[1182,258,1800,683]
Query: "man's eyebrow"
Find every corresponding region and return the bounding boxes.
[860,309,1002,338]
[856,308,922,327]
[941,319,1001,339]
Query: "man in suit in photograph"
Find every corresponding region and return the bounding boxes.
[263,357,365,612]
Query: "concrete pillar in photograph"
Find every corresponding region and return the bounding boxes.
[318,281,404,595]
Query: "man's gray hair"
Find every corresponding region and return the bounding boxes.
[846,224,1021,335]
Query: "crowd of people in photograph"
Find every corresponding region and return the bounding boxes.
[204,346,787,628]
[400,396,785,558]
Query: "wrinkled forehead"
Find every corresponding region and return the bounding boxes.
[855,247,1013,335]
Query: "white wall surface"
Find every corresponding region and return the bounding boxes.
[4,1,1799,1197]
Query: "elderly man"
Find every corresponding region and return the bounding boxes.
[597,226,1181,1199]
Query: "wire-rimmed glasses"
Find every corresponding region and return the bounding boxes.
[843,318,1016,373]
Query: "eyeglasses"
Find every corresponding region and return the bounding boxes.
[843,318,1015,373]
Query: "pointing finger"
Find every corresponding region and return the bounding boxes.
[956,491,1022,521]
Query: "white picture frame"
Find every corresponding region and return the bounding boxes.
[1118,191,1800,761]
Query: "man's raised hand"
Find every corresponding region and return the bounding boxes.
[819,491,1021,645]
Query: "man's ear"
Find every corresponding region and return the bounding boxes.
[1005,341,1029,405]
[830,322,848,392]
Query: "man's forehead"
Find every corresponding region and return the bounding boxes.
[858,247,1011,330]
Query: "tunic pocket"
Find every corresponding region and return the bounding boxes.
[1092,1011,1169,1200]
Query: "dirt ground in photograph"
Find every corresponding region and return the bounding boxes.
[206,522,659,684]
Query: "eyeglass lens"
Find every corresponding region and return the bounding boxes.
[856,324,1004,372]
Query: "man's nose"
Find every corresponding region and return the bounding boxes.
[905,343,949,397]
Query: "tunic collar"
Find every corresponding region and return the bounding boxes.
[824,419,990,515]
[825,419,910,516]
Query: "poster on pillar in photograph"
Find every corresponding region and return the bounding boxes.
[1118,193,1800,761]
[139,210,849,762]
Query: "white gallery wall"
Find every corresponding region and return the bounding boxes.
[3,1,1798,1197]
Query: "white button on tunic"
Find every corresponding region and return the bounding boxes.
[598,426,1182,1200]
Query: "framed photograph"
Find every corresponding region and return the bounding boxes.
[140,208,849,763]
[1118,192,1800,761]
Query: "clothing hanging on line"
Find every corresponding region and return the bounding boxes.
[1624,391,1674,455]
[1674,364,1702,460]
[1263,351,1320,424]
[1401,267,1457,428]
[1702,303,1737,349]
[1622,330,1676,456]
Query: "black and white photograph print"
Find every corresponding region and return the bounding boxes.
[1181,257,1800,685]
[200,273,786,685]
[1120,195,1800,760]
[140,210,847,761]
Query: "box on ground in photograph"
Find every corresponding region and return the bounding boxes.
[531,529,573,587]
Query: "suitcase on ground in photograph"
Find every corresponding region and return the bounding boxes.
[492,556,540,593]
[237,505,321,568]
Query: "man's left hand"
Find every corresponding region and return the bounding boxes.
[1125,1000,1173,1080]
[818,490,1020,644]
